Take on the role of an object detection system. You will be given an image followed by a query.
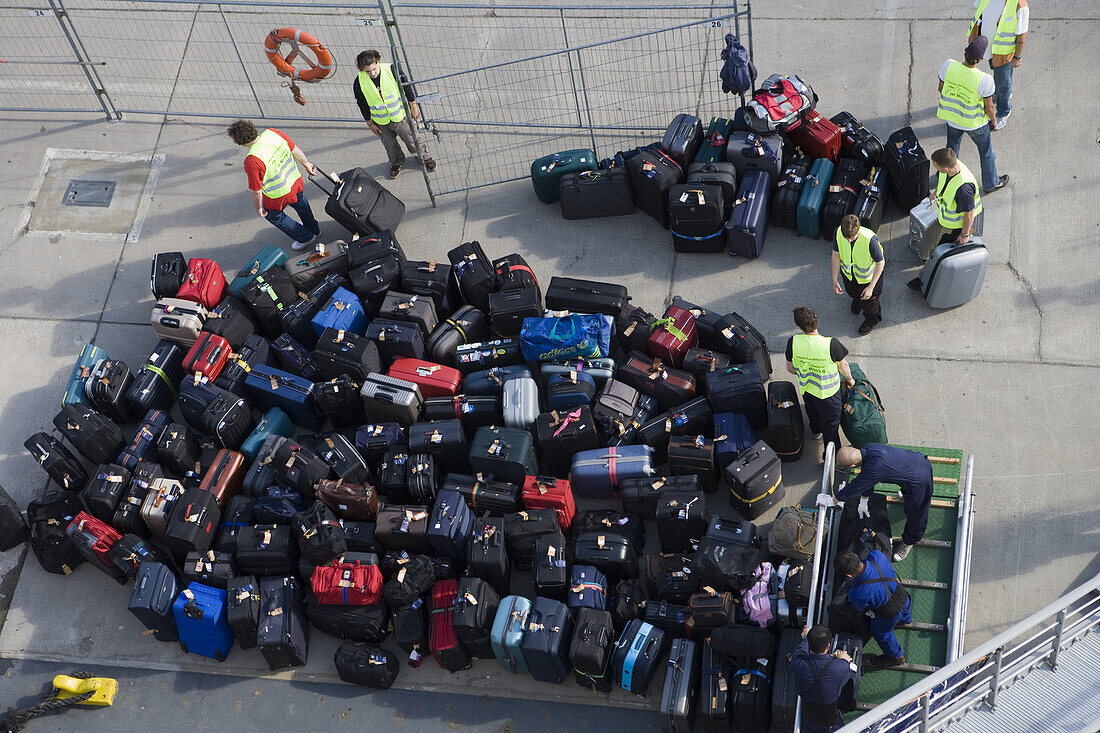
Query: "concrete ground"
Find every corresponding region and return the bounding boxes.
[0,0,1097,727]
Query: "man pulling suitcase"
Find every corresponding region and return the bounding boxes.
[228,120,321,251]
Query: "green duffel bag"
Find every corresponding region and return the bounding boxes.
[841,362,887,448]
[530,149,597,204]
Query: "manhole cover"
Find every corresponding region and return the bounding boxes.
[64,179,116,207]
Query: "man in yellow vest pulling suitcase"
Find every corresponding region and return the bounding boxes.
[936,35,1009,195]
[353,50,437,180]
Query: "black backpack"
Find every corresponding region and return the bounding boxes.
[26,491,85,575]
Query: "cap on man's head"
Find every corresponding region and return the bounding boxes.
[964,35,988,62]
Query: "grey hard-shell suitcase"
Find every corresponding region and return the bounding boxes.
[918,238,989,309]
[359,372,423,426]
[661,638,700,733]
[909,200,985,261]
[151,298,208,346]
[128,561,180,642]
[661,114,704,171]
[501,376,539,430]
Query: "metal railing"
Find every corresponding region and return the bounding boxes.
[837,577,1100,732]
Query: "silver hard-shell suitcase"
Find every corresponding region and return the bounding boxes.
[919,238,989,309]
[909,200,984,261]
[141,478,185,542]
[359,372,423,426]
[501,376,539,430]
[151,298,208,346]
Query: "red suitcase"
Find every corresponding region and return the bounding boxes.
[647,304,699,369]
[177,258,227,309]
[521,475,576,531]
[183,332,232,381]
[789,112,842,163]
[388,357,462,399]
[430,579,472,672]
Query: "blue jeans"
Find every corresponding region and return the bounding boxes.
[870,597,912,659]
[990,61,1013,119]
[264,187,320,243]
[945,124,999,192]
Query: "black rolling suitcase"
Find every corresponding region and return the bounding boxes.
[85,359,135,424]
[667,435,717,493]
[227,576,262,649]
[569,607,614,691]
[544,276,630,317]
[627,148,684,228]
[0,484,28,551]
[773,154,812,230]
[669,184,725,253]
[164,487,221,562]
[830,111,885,165]
[467,517,510,595]
[700,639,731,732]
[313,167,404,236]
[535,407,600,478]
[447,240,497,313]
[257,575,309,670]
[558,169,635,219]
[821,157,868,240]
[725,441,784,519]
[488,287,542,337]
[712,312,771,379]
[334,642,399,688]
[25,432,87,491]
[834,632,864,712]
[883,126,930,212]
[452,576,500,659]
[661,638,700,733]
[769,628,801,733]
[655,491,709,553]
[730,656,775,732]
[53,405,124,466]
[686,162,737,212]
[127,561,180,642]
[705,363,768,429]
[765,381,805,462]
[126,340,185,415]
[520,596,576,684]
[854,165,889,230]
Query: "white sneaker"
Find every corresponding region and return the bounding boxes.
[291,232,321,251]
[994,111,1010,131]
[893,543,912,562]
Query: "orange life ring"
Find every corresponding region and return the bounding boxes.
[264,28,334,83]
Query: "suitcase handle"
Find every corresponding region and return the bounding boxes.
[309,166,342,196]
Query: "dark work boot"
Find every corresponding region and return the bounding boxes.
[868,654,905,669]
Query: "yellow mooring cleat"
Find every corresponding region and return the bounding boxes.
[50,675,117,706]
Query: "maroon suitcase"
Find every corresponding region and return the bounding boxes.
[198,449,246,508]
[789,112,842,163]
[646,304,699,369]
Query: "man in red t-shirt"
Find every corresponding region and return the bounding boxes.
[228,119,321,251]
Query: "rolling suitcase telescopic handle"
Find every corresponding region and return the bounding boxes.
[309,166,342,196]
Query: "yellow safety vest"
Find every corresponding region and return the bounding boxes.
[936,162,983,228]
[836,226,880,285]
[937,61,989,130]
[357,63,406,125]
[974,0,1020,56]
[248,129,300,199]
[791,333,841,399]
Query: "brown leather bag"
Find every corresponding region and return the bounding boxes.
[619,350,697,409]
[315,479,380,521]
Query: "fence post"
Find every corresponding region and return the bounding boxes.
[47,0,120,121]
[1049,608,1067,671]
[561,14,598,157]
[919,693,930,732]
[985,646,1004,710]
[557,9,587,133]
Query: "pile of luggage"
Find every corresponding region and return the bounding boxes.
[530,73,988,306]
[10,211,835,725]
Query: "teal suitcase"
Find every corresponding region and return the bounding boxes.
[531,149,597,204]
[63,343,109,406]
[491,594,532,674]
[796,158,835,238]
[228,245,288,297]
[240,407,294,461]
[694,117,734,164]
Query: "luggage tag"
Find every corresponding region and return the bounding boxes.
[694,435,706,449]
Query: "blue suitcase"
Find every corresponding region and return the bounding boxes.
[569,445,657,499]
[567,565,608,611]
[64,344,109,407]
[310,286,368,339]
[520,597,576,684]
[228,245,288,297]
[714,411,758,467]
[173,582,234,661]
[546,371,597,411]
[463,366,534,397]
[243,365,322,431]
[613,619,667,696]
[705,363,767,430]
[240,407,294,461]
[725,169,771,258]
[796,158,835,238]
[118,409,171,470]
[128,561,180,642]
[491,595,532,674]
[426,489,474,563]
